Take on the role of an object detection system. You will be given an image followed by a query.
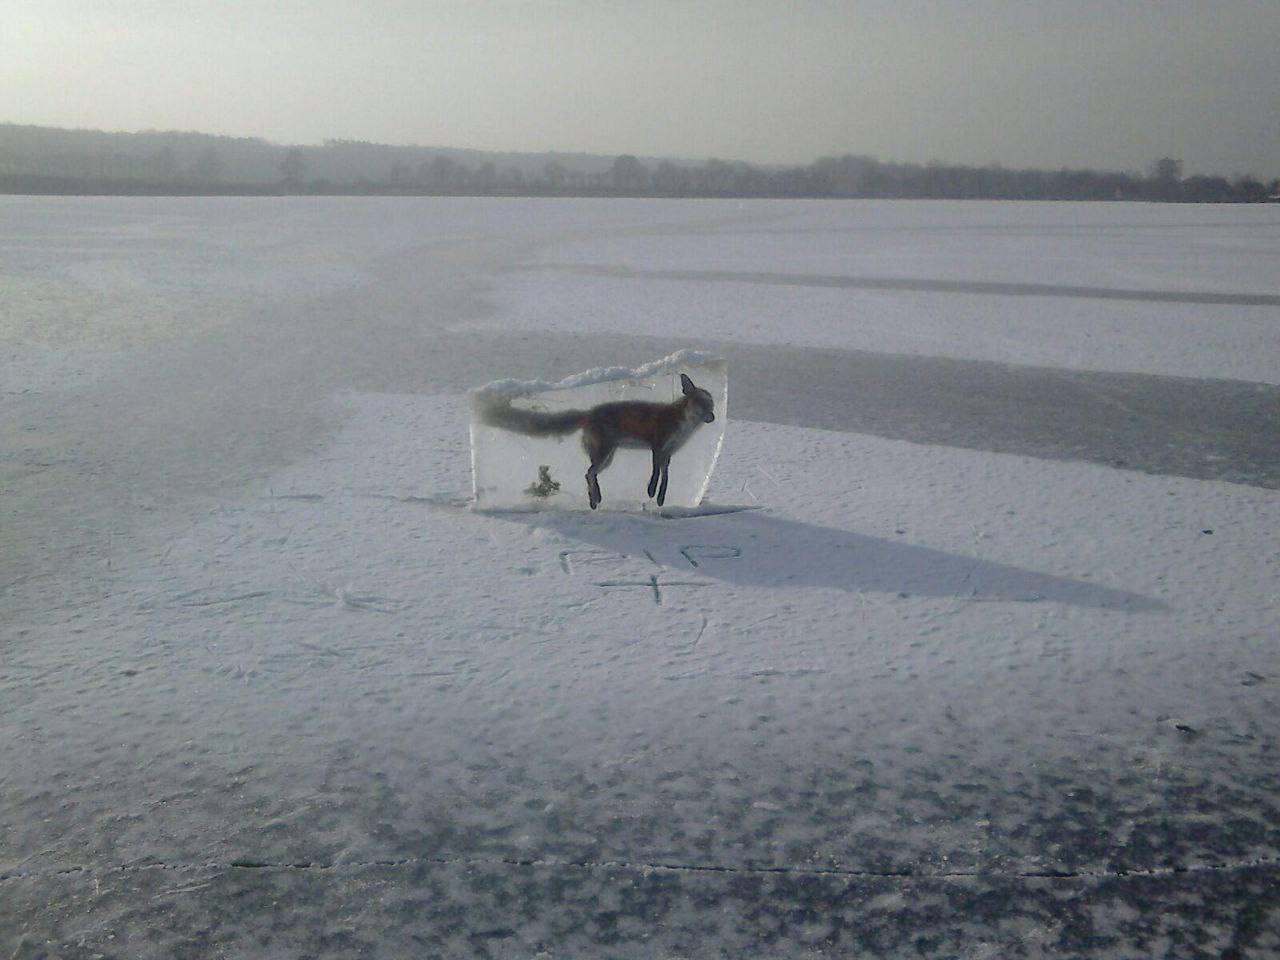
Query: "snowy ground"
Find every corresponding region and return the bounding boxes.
[2,197,1279,957]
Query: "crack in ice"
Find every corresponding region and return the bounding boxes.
[4,853,1278,887]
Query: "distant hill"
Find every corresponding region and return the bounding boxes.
[1,122,1274,202]
[0,122,634,188]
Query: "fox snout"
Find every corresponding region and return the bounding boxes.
[704,411,715,423]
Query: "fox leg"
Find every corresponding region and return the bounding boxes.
[647,449,662,498]
[583,431,615,510]
[585,456,602,509]
[656,453,672,506]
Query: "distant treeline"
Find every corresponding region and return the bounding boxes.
[2,123,1277,202]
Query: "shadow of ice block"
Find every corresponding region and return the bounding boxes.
[470,350,727,511]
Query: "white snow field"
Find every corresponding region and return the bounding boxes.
[2,197,1279,958]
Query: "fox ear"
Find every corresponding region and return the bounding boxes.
[680,373,695,394]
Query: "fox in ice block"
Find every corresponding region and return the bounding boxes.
[480,373,716,509]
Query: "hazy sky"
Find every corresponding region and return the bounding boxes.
[4,0,1278,177]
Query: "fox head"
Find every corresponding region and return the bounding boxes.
[680,373,715,423]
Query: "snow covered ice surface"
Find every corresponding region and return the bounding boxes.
[474,200,1280,386]
[3,197,1280,958]
[470,350,727,511]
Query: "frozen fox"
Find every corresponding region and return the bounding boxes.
[480,373,716,509]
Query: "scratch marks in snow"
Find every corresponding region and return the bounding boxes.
[171,582,406,616]
[178,590,271,608]
[680,545,742,568]
[559,543,743,605]
[558,549,617,575]
[593,574,709,605]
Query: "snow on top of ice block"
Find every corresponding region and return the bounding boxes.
[471,349,724,400]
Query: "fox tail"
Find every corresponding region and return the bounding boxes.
[477,398,586,437]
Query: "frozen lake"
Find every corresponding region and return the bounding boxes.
[3,197,1279,956]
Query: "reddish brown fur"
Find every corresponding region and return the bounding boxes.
[579,376,714,509]
[583,398,690,448]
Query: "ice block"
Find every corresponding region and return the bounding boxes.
[470,350,727,511]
